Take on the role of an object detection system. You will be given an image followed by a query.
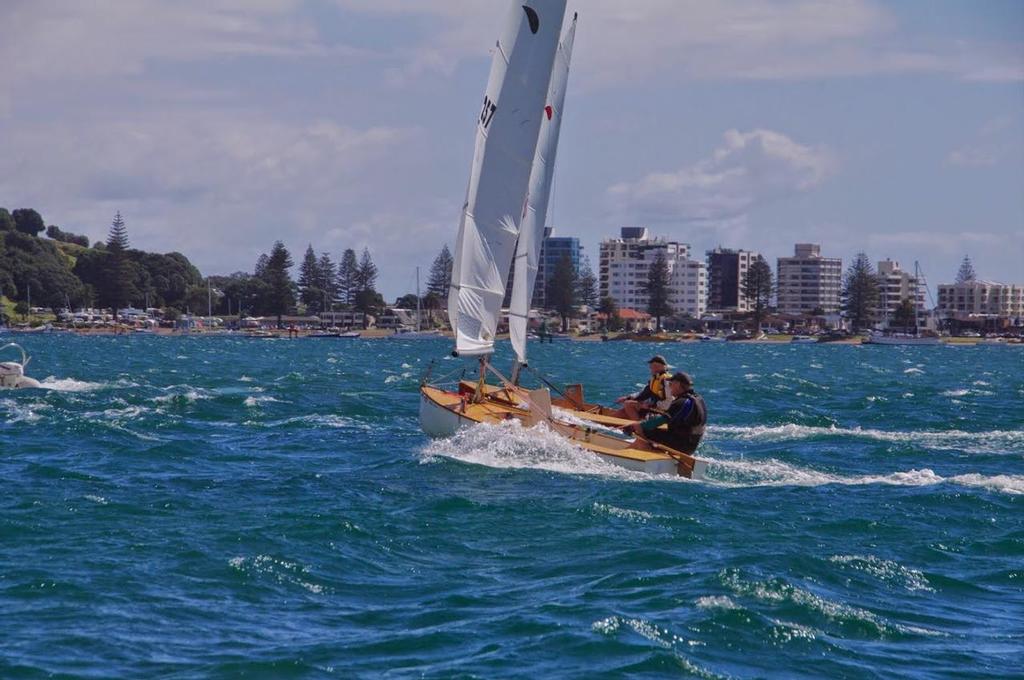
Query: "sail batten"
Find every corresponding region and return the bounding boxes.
[509,15,577,364]
[448,0,566,357]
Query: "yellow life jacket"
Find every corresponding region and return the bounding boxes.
[648,371,670,400]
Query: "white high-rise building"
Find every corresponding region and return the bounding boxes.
[776,244,842,315]
[937,280,1024,320]
[599,227,706,318]
[876,259,926,324]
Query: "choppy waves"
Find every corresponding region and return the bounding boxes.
[3,336,1022,678]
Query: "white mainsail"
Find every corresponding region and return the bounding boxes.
[448,0,567,357]
[509,14,577,366]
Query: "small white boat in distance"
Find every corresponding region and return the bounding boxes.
[865,331,941,346]
[389,328,443,339]
[791,335,817,344]
[0,343,42,389]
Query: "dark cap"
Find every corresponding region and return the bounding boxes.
[648,355,668,365]
[670,371,693,386]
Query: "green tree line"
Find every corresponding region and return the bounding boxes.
[1,207,203,315]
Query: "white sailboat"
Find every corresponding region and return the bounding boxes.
[866,261,941,346]
[389,266,442,339]
[417,3,706,478]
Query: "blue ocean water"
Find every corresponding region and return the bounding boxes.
[1,335,1022,678]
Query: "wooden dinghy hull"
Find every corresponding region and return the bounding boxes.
[419,385,706,478]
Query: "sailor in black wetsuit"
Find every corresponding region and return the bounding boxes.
[622,372,707,454]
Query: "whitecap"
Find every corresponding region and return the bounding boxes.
[711,423,1023,453]
[39,377,107,392]
[228,554,325,594]
[829,554,934,592]
[592,502,653,523]
[244,395,283,407]
[708,458,1024,496]
[695,595,738,610]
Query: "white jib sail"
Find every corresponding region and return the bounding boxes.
[509,14,577,365]
[448,0,566,357]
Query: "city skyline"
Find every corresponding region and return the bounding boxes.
[2,1,1022,299]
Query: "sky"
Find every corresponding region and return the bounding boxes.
[1,0,1022,299]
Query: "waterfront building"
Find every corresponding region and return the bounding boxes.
[876,259,926,324]
[706,247,759,313]
[503,227,583,309]
[936,280,1024,320]
[776,243,842,315]
[599,227,706,318]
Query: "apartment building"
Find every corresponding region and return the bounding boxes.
[776,243,842,315]
[876,259,926,323]
[937,280,1024,320]
[706,247,759,312]
[502,227,583,309]
[599,227,706,318]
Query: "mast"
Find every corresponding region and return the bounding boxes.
[416,266,421,332]
[509,14,577,369]
[914,261,921,335]
[448,0,566,358]
[207,280,212,318]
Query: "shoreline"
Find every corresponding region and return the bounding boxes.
[7,327,1013,346]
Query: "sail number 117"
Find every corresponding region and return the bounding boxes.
[479,96,497,128]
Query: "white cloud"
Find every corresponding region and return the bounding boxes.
[607,129,836,225]
[339,0,1023,87]
[0,0,367,113]
[0,112,413,272]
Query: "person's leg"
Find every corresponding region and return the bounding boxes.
[622,400,642,420]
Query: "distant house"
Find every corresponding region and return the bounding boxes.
[595,307,654,332]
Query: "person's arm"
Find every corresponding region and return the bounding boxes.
[635,384,656,403]
[640,413,668,432]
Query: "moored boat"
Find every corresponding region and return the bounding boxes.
[0,343,42,389]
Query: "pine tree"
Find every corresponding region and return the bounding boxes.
[254,253,270,279]
[546,253,578,332]
[643,249,672,331]
[261,241,294,327]
[104,211,138,317]
[842,252,880,331]
[107,211,129,252]
[336,248,359,307]
[317,252,336,303]
[741,255,774,332]
[355,248,378,294]
[576,256,598,309]
[955,255,976,284]
[426,245,454,298]
[297,244,321,312]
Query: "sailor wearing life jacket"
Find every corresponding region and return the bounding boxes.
[623,371,707,454]
[612,355,672,420]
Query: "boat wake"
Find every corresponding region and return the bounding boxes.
[421,420,656,481]
[419,422,1024,495]
[710,458,1024,495]
[712,423,1023,454]
[38,376,110,392]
